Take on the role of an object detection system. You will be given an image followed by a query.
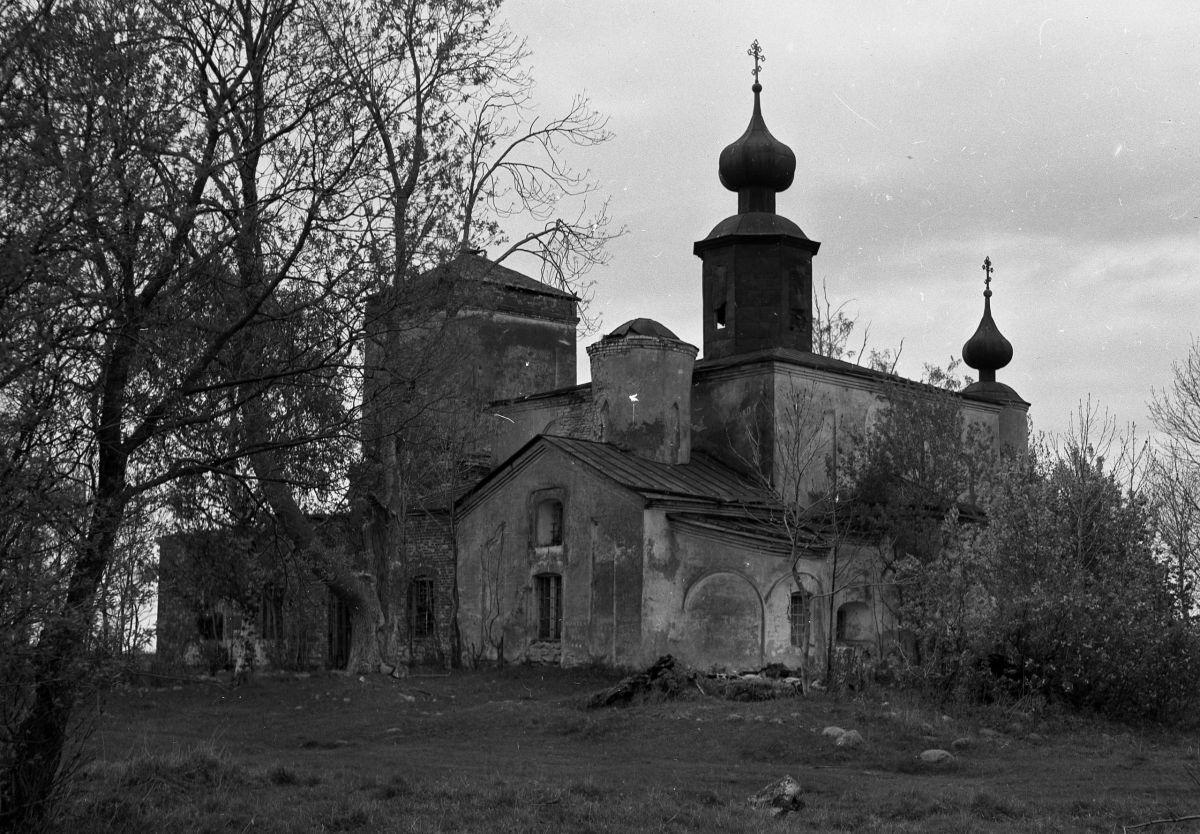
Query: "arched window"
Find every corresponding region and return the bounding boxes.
[535,499,563,547]
[535,573,562,641]
[788,591,810,648]
[408,576,435,639]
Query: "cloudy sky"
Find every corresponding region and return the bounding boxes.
[498,1,1199,440]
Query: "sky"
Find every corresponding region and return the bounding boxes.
[498,0,1200,441]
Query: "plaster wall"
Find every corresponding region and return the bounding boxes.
[455,309,576,400]
[486,387,595,463]
[589,336,697,464]
[640,511,833,672]
[456,446,645,666]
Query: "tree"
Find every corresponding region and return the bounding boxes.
[236,0,615,674]
[1148,450,1200,619]
[1150,337,1200,619]
[2,0,614,822]
[896,403,1200,719]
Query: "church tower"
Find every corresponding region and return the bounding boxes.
[693,43,820,360]
[961,257,1029,454]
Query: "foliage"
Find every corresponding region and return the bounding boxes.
[896,419,1200,721]
[0,0,615,824]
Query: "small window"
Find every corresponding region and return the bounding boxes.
[535,573,562,641]
[259,585,285,640]
[789,591,810,648]
[714,303,727,329]
[409,576,435,639]
[535,499,563,547]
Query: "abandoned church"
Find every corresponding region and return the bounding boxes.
[156,76,1028,677]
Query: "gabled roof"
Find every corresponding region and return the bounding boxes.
[456,434,779,512]
[540,436,777,505]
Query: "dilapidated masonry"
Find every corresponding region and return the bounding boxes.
[158,79,1027,677]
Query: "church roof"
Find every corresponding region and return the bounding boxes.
[540,436,775,505]
[426,252,577,301]
[457,434,778,512]
[604,318,682,341]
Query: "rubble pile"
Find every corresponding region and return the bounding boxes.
[585,655,698,708]
[586,656,807,708]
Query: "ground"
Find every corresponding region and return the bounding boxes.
[57,666,1198,833]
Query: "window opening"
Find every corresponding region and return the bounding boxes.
[259,584,285,640]
[197,611,224,641]
[714,303,727,330]
[789,591,809,648]
[535,499,563,547]
[409,576,436,639]
[535,573,563,641]
[836,601,871,642]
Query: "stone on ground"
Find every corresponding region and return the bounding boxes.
[748,775,804,817]
[918,748,956,764]
[835,729,864,748]
[821,726,846,739]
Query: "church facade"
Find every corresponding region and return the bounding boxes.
[157,75,1027,677]
[452,79,1028,673]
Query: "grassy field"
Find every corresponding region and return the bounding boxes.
[53,665,1199,833]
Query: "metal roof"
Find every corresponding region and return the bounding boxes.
[428,253,577,301]
[539,435,777,506]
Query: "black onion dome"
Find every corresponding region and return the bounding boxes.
[605,318,681,341]
[718,83,796,198]
[962,290,1013,380]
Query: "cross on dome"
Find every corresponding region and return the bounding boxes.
[748,39,765,85]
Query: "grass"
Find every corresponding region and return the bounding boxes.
[49,665,1200,833]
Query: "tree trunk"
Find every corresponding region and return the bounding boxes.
[4,489,126,828]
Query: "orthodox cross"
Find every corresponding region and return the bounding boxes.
[982,256,994,291]
[748,40,764,83]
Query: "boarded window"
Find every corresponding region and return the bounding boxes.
[536,573,563,641]
[789,591,810,648]
[409,576,435,639]
[535,499,563,547]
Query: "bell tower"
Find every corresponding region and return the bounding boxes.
[694,41,820,360]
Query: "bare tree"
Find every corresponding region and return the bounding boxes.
[242,0,616,673]
[1149,339,1200,619]
[1148,448,1199,619]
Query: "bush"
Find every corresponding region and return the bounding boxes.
[894,441,1200,721]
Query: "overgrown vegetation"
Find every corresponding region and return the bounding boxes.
[854,389,1200,720]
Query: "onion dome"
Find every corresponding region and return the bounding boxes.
[962,257,1013,384]
[718,83,796,214]
[604,318,682,342]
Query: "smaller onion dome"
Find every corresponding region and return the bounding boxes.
[604,318,682,342]
[718,83,796,214]
[962,258,1013,383]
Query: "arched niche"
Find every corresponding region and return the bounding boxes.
[676,571,763,670]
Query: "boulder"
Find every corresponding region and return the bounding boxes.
[951,737,973,750]
[748,775,804,817]
[918,749,955,764]
[821,726,846,739]
[835,729,864,748]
